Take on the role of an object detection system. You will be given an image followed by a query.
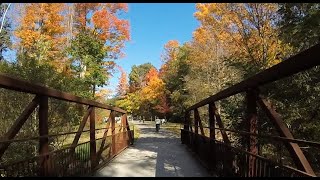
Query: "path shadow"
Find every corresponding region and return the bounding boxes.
[94,122,211,177]
[133,123,210,177]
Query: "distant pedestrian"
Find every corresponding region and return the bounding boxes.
[155,118,161,132]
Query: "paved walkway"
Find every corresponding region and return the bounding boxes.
[94,121,211,177]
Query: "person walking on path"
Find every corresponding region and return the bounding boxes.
[155,118,161,132]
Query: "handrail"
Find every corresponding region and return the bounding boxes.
[187,43,320,111]
[181,124,320,148]
[0,125,133,144]
[0,73,126,113]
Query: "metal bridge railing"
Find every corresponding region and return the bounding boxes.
[0,74,134,177]
[181,43,320,177]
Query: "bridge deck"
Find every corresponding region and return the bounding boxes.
[94,121,212,177]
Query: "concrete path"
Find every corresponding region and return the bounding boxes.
[94,121,211,177]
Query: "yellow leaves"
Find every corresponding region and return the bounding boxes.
[193,3,286,69]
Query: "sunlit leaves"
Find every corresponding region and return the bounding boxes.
[194,3,289,72]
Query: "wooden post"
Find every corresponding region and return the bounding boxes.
[246,89,258,177]
[38,96,51,176]
[90,106,97,171]
[209,103,216,170]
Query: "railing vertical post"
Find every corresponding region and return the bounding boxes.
[209,103,216,171]
[182,111,190,145]
[90,106,97,171]
[246,89,258,177]
[111,110,116,156]
[194,109,199,135]
[184,111,189,131]
[194,109,199,153]
[38,96,51,176]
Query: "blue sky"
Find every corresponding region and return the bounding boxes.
[108,3,199,95]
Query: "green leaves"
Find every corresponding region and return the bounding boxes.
[128,63,155,92]
[278,3,320,51]
[68,28,109,97]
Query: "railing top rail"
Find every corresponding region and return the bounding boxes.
[0,73,126,113]
[187,43,320,111]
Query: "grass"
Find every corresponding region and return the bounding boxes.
[133,124,140,142]
[161,122,182,135]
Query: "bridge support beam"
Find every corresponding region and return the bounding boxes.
[38,96,52,176]
[209,103,216,171]
[246,89,258,177]
[90,106,97,171]
[258,97,315,176]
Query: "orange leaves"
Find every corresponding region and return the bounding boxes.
[144,67,158,84]
[116,65,129,96]
[164,40,180,50]
[84,3,130,59]
[160,40,180,77]
[161,40,180,66]
[74,3,99,28]
[91,7,130,42]
[141,68,165,104]
[103,3,128,13]
[15,3,66,67]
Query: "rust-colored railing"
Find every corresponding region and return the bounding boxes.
[181,43,320,177]
[0,74,134,177]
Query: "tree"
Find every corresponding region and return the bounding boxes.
[159,41,190,122]
[194,3,292,77]
[141,68,165,104]
[160,40,180,67]
[74,3,100,30]
[116,65,128,97]
[68,3,130,97]
[140,68,165,120]
[278,3,320,52]
[154,94,171,119]
[0,3,12,61]
[91,3,130,59]
[115,92,141,115]
[15,3,66,69]
[128,63,155,92]
[69,28,109,98]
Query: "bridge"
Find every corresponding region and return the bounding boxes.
[0,44,319,177]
